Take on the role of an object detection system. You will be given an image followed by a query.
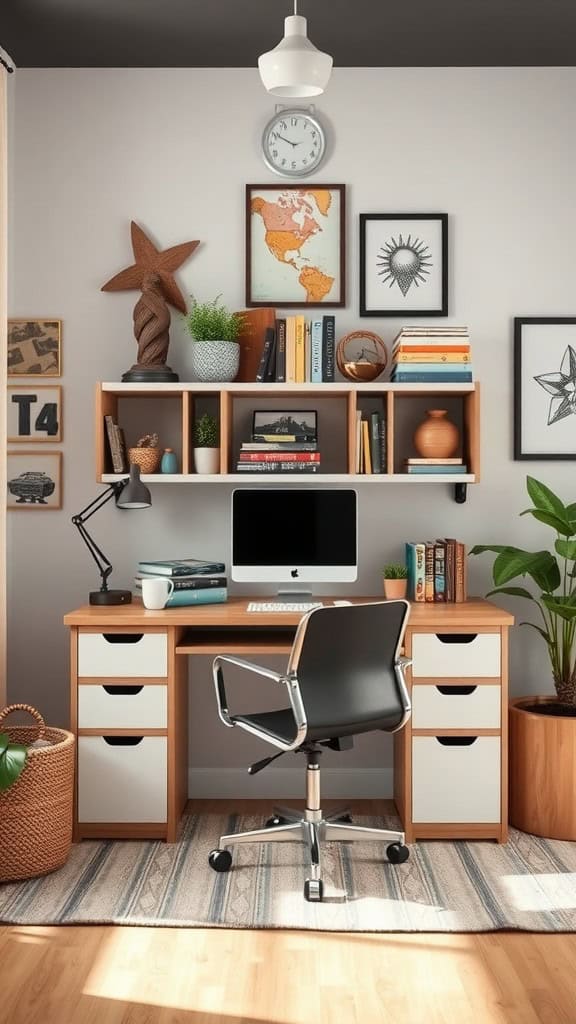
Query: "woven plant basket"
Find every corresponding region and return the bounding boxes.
[0,704,75,883]
[128,447,161,473]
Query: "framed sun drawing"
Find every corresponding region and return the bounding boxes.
[359,214,448,317]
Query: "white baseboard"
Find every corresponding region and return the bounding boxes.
[188,767,393,800]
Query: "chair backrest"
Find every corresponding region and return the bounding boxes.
[287,601,410,741]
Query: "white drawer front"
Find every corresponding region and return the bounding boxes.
[411,684,501,729]
[78,632,168,678]
[412,736,501,823]
[411,633,500,678]
[78,736,167,823]
[78,684,167,729]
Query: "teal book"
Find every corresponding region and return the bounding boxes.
[162,587,228,607]
[406,465,468,475]
[391,371,473,383]
[137,558,226,577]
[392,362,474,374]
[311,320,323,383]
[405,542,426,602]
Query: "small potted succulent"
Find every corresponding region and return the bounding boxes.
[382,563,408,600]
[184,296,244,383]
[128,432,160,474]
[194,413,220,475]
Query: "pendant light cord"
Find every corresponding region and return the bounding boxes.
[294,0,298,13]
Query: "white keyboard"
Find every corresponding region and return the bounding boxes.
[247,601,324,613]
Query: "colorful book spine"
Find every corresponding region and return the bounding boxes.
[235,462,320,473]
[406,542,426,602]
[391,371,473,383]
[395,352,471,363]
[434,542,446,602]
[425,542,435,602]
[455,542,467,603]
[286,317,296,384]
[304,320,312,382]
[136,575,227,591]
[274,319,286,382]
[256,327,275,382]
[392,362,473,375]
[295,315,306,383]
[362,419,372,474]
[379,418,387,474]
[393,344,470,355]
[104,415,123,473]
[405,465,468,475]
[322,315,335,382]
[370,412,382,474]
[311,320,323,383]
[163,587,228,607]
[238,452,320,462]
[445,539,456,603]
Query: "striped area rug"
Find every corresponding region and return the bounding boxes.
[1,813,576,931]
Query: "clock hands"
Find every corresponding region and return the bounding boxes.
[276,134,300,147]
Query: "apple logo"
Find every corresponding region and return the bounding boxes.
[291,568,299,578]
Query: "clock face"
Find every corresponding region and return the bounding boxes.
[262,110,326,178]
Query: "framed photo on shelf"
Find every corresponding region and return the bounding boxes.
[514,317,576,460]
[252,410,318,443]
[7,450,62,509]
[7,319,62,376]
[359,214,448,317]
[7,385,62,443]
[246,184,345,308]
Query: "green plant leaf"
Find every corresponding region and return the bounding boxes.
[486,586,535,601]
[0,732,8,758]
[541,594,576,621]
[520,621,552,643]
[526,476,567,518]
[0,741,27,792]
[469,545,510,557]
[555,539,576,560]
[519,508,574,537]
[492,548,560,591]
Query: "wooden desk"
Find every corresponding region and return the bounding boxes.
[64,597,514,843]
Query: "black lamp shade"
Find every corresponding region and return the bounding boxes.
[117,463,152,510]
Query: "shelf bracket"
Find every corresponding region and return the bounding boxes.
[454,482,467,505]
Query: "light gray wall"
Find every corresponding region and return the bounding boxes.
[7,67,576,796]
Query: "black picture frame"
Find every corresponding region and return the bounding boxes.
[252,410,318,443]
[514,317,576,461]
[359,213,448,317]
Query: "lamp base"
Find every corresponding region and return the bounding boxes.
[89,589,133,606]
[122,365,179,383]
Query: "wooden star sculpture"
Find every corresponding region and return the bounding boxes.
[101,221,200,313]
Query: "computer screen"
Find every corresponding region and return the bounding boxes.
[231,488,358,584]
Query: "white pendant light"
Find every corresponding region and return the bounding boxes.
[258,1,333,98]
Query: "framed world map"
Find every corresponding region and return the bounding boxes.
[246,184,345,308]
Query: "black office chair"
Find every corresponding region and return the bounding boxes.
[208,600,412,902]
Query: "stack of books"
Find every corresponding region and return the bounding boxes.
[257,315,336,384]
[355,410,386,474]
[104,415,128,473]
[405,539,467,603]
[390,327,473,384]
[135,558,227,607]
[236,414,320,473]
[403,457,468,476]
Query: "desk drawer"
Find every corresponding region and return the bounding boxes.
[78,736,167,823]
[412,736,501,823]
[78,632,168,678]
[411,632,500,678]
[78,684,167,729]
[411,684,501,729]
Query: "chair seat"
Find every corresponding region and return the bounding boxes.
[232,705,404,746]
[232,710,296,745]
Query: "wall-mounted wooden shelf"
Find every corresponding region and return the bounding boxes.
[95,381,480,503]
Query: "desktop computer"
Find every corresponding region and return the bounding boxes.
[232,488,358,610]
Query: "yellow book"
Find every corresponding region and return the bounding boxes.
[295,316,306,383]
[362,419,372,474]
[285,317,296,383]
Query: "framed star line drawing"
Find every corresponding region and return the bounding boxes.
[359,214,448,317]
[514,317,576,460]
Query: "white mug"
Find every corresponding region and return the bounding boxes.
[141,577,175,610]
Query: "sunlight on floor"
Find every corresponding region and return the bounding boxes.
[502,872,576,912]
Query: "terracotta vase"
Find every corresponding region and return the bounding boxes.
[509,697,576,840]
[413,409,460,460]
[383,579,408,600]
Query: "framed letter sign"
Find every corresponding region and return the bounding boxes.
[7,385,62,443]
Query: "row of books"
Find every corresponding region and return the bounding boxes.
[403,458,469,476]
[257,316,336,384]
[135,557,228,607]
[391,327,473,384]
[104,415,129,473]
[405,540,468,603]
[356,411,386,474]
[236,416,321,474]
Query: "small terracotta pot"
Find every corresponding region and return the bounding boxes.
[413,409,460,460]
[383,579,408,600]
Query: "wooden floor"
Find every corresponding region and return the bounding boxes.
[1,801,575,1024]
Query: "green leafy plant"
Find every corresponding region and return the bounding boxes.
[382,563,409,580]
[471,476,576,704]
[194,413,219,449]
[184,296,244,343]
[0,732,27,792]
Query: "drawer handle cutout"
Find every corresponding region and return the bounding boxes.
[102,633,145,645]
[436,685,477,696]
[436,736,478,747]
[435,633,478,644]
[103,736,144,746]
[102,685,144,696]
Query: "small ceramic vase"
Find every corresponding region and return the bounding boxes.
[383,579,408,600]
[413,409,460,460]
[160,448,178,473]
[194,447,220,474]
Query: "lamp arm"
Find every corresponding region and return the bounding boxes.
[73,481,124,525]
[71,482,125,593]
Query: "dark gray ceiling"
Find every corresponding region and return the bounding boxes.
[2,0,575,69]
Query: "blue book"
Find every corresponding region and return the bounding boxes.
[137,558,226,577]
[392,362,474,375]
[391,372,473,383]
[310,320,323,383]
[163,587,227,607]
[405,542,425,602]
[406,465,469,475]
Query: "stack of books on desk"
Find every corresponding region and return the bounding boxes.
[403,457,468,476]
[135,558,228,607]
[390,327,473,383]
[405,539,467,603]
[236,415,320,473]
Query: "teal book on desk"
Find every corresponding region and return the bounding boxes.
[135,585,228,607]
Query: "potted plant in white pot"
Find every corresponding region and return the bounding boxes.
[184,296,244,383]
[471,475,576,839]
[382,564,408,600]
[194,413,220,475]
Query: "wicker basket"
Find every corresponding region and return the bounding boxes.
[128,447,161,474]
[0,704,75,883]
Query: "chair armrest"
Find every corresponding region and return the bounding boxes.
[397,656,413,670]
[213,654,285,683]
[212,655,287,729]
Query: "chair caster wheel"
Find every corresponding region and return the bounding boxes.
[265,815,288,828]
[304,878,324,902]
[386,842,410,865]
[208,849,232,873]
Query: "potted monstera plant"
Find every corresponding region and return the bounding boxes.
[471,476,576,839]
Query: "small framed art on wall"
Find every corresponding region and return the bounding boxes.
[7,385,62,443]
[359,214,448,317]
[7,319,62,376]
[514,317,576,460]
[7,451,62,509]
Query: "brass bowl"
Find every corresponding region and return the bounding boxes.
[342,361,386,382]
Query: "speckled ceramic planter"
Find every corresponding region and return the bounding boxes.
[189,341,239,383]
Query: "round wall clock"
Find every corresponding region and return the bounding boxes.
[261,108,326,178]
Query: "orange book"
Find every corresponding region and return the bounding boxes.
[392,344,470,354]
[395,352,471,363]
[362,420,372,474]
